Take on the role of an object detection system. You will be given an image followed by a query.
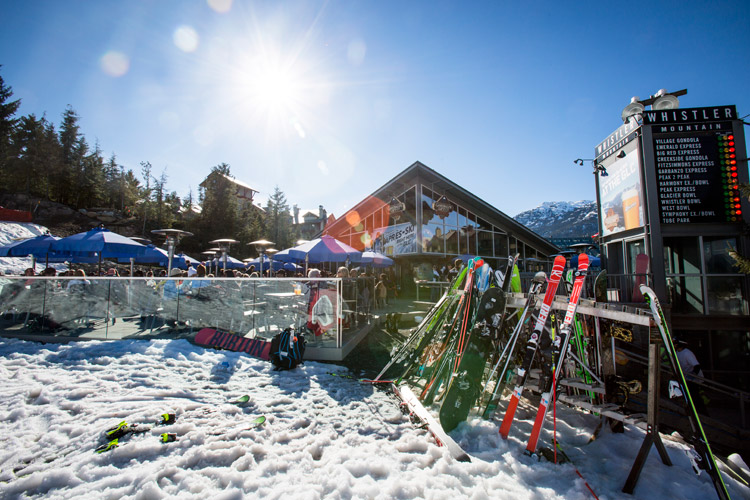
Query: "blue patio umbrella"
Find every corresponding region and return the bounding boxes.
[217,255,245,270]
[0,234,73,266]
[283,262,303,272]
[272,248,299,263]
[173,253,200,270]
[360,250,394,268]
[284,235,362,264]
[51,226,147,272]
[0,234,59,258]
[116,245,169,266]
[245,255,283,271]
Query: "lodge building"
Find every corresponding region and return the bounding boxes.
[323,161,558,289]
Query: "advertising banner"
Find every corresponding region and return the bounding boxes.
[372,222,417,256]
[598,144,645,237]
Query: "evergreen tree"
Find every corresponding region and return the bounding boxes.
[7,114,44,196]
[0,69,21,184]
[264,186,296,250]
[197,163,240,247]
[56,106,84,205]
[79,141,105,208]
[139,161,153,235]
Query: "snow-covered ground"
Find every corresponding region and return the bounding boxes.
[0,222,67,276]
[1,337,746,500]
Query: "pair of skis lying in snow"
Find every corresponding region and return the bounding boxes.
[95,396,266,454]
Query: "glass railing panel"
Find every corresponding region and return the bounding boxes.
[0,276,375,351]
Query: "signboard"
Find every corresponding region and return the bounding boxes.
[653,125,740,224]
[372,222,417,256]
[643,105,737,126]
[599,143,645,237]
[596,119,640,161]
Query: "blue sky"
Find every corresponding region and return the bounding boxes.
[2,0,749,218]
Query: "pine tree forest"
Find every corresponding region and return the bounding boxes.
[0,68,298,259]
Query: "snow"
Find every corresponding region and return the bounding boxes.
[1,337,746,500]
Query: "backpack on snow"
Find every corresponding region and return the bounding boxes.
[270,327,306,370]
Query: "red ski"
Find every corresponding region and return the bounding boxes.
[525,253,589,455]
[499,255,566,439]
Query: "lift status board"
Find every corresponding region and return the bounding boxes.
[647,106,740,225]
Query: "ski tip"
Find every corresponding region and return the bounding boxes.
[231,395,251,405]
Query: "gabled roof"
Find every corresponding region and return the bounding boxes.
[323,161,558,255]
[199,172,258,194]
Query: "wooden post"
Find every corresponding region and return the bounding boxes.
[623,321,672,494]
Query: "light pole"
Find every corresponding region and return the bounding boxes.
[209,239,239,275]
[151,229,192,277]
[248,239,274,277]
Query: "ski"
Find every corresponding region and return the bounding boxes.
[640,284,730,500]
[482,271,546,419]
[419,258,481,405]
[97,412,178,453]
[393,383,470,462]
[231,394,251,405]
[525,253,589,455]
[374,267,468,383]
[438,256,515,432]
[499,254,566,439]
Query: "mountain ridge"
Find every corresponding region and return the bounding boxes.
[514,200,598,239]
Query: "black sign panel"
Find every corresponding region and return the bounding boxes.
[653,122,739,224]
[644,105,736,125]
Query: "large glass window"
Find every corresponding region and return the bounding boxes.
[704,237,738,274]
[446,229,459,254]
[478,230,493,256]
[668,276,704,314]
[664,237,700,274]
[423,223,445,253]
[494,232,508,257]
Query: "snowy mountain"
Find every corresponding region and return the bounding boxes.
[514,201,598,239]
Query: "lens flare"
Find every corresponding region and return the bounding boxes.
[207,0,232,13]
[174,25,199,53]
[346,211,361,227]
[100,51,130,77]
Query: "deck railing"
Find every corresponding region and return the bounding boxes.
[0,276,375,348]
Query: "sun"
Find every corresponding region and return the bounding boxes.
[252,64,300,112]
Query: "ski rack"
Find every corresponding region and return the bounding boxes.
[506,292,685,496]
[505,293,653,326]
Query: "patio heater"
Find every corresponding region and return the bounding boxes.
[151,229,193,277]
[209,239,239,274]
[248,239,274,277]
[205,247,222,274]
[201,250,217,274]
[266,248,278,276]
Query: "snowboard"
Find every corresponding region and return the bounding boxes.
[194,328,272,361]
[631,254,649,302]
